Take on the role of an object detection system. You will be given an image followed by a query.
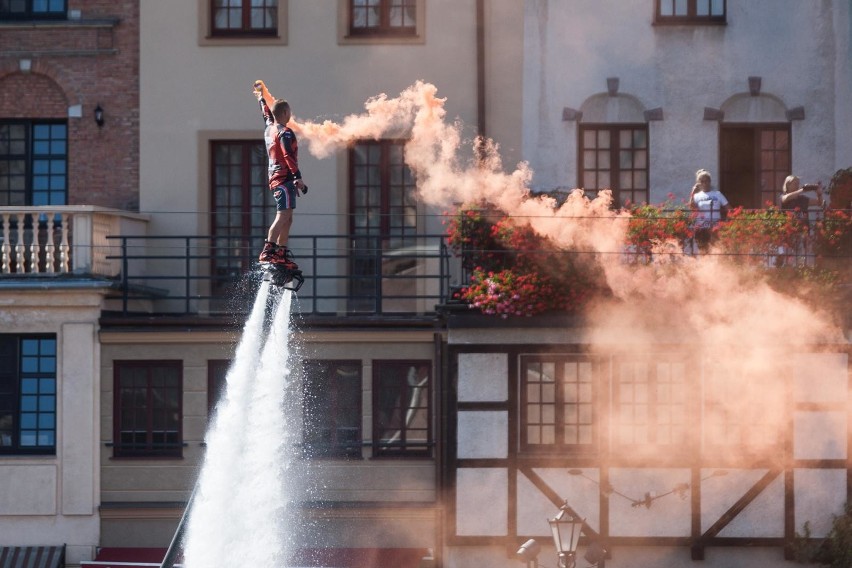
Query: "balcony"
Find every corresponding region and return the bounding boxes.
[105,233,455,317]
[0,206,148,278]
[4,205,847,320]
[0,206,455,318]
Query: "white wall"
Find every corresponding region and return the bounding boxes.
[521,0,850,201]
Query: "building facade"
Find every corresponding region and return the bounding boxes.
[1,1,850,568]
[0,1,139,566]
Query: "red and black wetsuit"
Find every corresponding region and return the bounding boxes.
[259,98,301,190]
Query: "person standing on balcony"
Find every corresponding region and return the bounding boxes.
[689,169,729,251]
[781,175,824,218]
[779,175,824,262]
[255,90,306,270]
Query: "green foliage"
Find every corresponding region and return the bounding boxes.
[445,202,595,317]
[625,197,694,254]
[814,209,852,257]
[793,502,852,567]
[715,206,808,262]
[444,203,508,271]
[828,167,852,210]
[444,193,852,317]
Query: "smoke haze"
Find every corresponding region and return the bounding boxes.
[294,80,841,341]
[293,82,845,485]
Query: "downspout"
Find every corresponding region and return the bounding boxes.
[476,0,486,142]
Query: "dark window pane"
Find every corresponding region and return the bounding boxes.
[212,0,277,36]
[373,361,431,457]
[303,360,362,458]
[0,335,57,455]
[350,0,416,36]
[656,0,725,23]
[114,361,183,457]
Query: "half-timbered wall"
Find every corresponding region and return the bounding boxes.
[446,329,850,568]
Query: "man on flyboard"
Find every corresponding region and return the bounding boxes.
[254,81,307,290]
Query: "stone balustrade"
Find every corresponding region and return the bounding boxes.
[0,206,148,277]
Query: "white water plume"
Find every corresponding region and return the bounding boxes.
[183,283,301,567]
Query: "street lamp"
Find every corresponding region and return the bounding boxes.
[548,505,585,568]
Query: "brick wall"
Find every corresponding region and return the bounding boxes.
[0,0,139,211]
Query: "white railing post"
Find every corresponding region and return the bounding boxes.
[1,213,10,273]
[45,212,56,273]
[72,212,94,274]
[14,213,25,272]
[59,213,70,273]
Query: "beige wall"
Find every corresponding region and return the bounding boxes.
[0,289,106,566]
[140,0,483,240]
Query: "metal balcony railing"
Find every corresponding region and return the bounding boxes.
[104,233,455,317]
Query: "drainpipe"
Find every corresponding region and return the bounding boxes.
[476,0,486,142]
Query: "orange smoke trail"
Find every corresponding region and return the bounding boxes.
[295,81,842,346]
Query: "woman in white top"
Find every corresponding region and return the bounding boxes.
[689,169,729,250]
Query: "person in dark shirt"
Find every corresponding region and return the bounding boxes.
[778,175,824,264]
[255,91,307,270]
[781,175,824,218]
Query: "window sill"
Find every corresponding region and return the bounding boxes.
[339,33,424,46]
[200,34,287,47]
[0,17,119,29]
[652,19,727,26]
[108,455,186,461]
[0,452,57,459]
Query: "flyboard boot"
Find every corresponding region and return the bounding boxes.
[259,243,304,291]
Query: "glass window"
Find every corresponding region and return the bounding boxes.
[0,0,66,20]
[113,361,182,458]
[211,0,278,37]
[349,0,416,36]
[0,121,67,206]
[655,0,725,24]
[302,360,362,458]
[719,124,791,209]
[521,356,598,454]
[0,335,57,455]
[210,141,270,296]
[579,124,648,207]
[348,140,418,312]
[611,355,691,457]
[373,360,431,457]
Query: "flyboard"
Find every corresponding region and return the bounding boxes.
[253,79,305,292]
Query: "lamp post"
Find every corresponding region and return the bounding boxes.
[548,505,585,568]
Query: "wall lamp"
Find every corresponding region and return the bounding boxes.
[517,539,541,568]
[94,104,104,128]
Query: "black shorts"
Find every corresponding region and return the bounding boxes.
[273,180,298,211]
